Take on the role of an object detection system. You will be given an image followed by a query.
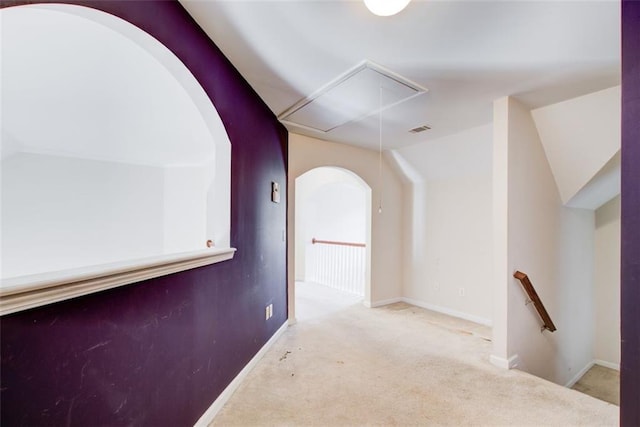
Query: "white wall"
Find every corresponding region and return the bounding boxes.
[303,181,366,244]
[1,153,164,278]
[555,207,596,384]
[2,6,215,168]
[418,177,493,322]
[163,165,212,253]
[288,133,404,317]
[394,124,493,325]
[492,96,595,386]
[1,153,215,279]
[594,195,621,367]
[532,86,620,205]
[1,131,22,161]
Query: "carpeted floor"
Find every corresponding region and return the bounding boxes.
[211,283,618,426]
[572,364,620,406]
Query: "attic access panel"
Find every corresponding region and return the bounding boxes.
[279,61,427,133]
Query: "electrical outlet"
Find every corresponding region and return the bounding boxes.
[265,303,274,320]
[271,182,280,203]
[459,287,465,297]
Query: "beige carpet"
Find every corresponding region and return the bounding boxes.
[212,284,618,426]
[572,364,620,406]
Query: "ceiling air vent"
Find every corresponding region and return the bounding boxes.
[409,125,431,134]
[279,60,427,133]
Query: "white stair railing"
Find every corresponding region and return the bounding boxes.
[306,238,365,296]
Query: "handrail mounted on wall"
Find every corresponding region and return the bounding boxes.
[311,237,366,248]
[513,271,557,332]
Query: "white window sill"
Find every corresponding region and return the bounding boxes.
[0,247,236,316]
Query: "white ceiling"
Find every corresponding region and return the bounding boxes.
[180,0,620,150]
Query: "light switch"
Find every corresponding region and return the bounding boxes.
[271,181,280,203]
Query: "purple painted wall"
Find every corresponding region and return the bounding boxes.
[621,1,640,425]
[0,1,287,425]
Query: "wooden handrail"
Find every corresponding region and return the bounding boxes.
[312,238,366,248]
[514,271,557,332]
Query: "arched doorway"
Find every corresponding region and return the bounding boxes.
[293,167,372,321]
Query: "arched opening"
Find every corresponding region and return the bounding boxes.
[293,167,372,321]
[1,5,231,283]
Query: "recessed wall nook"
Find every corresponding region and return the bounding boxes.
[0,4,233,315]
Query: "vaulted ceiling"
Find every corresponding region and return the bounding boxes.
[180,0,620,150]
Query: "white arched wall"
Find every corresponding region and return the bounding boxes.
[1,5,231,279]
[288,133,404,321]
[295,166,370,296]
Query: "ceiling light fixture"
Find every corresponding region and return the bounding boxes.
[364,0,411,16]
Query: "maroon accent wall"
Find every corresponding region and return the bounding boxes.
[0,1,288,425]
[621,1,640,425]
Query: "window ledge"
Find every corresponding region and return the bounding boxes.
[0,247,236,316]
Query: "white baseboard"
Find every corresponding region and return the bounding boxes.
[194,322,288,427]
[564,359,621,388]
[565,360,596,388]
[594,359,620,371]
[366,297,403,308]
[490,354,520,370]
[401,297,493,327]
[364,297,493,327]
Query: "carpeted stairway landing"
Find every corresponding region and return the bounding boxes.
[211,301,618,426]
